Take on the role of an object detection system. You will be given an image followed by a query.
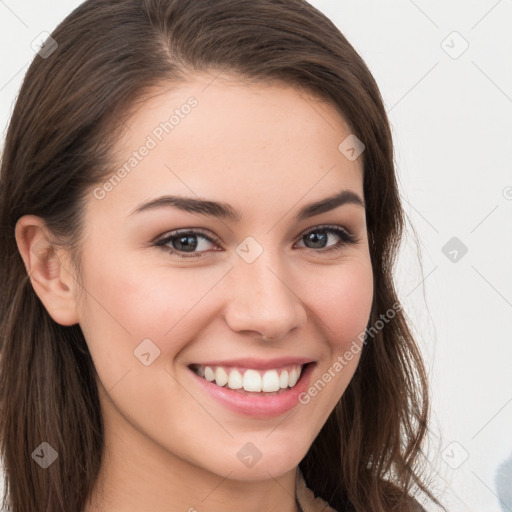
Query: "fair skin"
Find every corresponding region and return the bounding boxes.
[15,72,373,512]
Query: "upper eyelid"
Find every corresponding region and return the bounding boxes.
[154,228,219,245]
[301,224,352,236]
[155,224,355,247]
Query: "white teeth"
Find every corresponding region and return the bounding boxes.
[193,364,305,392]
[288,367,298,387]
[215,367,228,387]
[204,366,215,382]
[228,369,243,389]
[243,369,262,392]
[279,370,288,389]
[261,370,280,392]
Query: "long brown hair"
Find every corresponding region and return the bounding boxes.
[0,1,444,510]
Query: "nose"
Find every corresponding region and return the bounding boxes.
[223,249,307,340]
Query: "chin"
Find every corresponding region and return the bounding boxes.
[198,439,306,482]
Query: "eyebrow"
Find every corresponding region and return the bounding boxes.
[130,189,365,222]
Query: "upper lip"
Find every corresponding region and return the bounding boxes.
[188,357,314,370]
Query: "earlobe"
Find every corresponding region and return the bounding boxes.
[14,215,80,326]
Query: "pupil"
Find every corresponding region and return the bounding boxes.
[171,232,329,252]
[306,231,327,249]
[175,235,198,252]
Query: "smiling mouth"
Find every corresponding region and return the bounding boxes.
[188,362,311,394]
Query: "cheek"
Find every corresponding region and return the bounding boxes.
[77,252,229,383]
[292,258,373,429]
[78,243,373,394]
[308,258,374,351]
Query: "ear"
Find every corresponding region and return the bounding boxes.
[15,215,80,326]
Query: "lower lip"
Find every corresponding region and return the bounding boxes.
[189,363,316,418]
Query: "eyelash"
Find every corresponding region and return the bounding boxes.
[153,225,360,260]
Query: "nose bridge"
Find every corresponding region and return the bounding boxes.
[225,239,306,338]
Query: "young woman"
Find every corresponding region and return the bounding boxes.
[0,1,444,511]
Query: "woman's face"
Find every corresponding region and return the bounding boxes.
[75,73,373,484]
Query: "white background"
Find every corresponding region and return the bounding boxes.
[1,1,511,511]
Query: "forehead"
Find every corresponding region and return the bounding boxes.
[90,73,364,220]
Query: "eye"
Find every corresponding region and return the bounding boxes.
[153,225,359,259]
[153,229,220,259]
[295,225,359,253]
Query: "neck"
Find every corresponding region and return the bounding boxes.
[84,404,300,512]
